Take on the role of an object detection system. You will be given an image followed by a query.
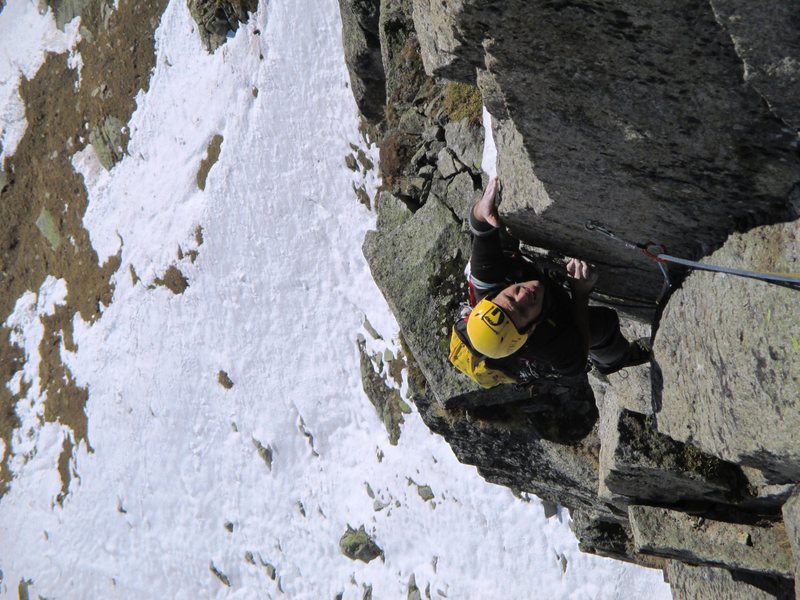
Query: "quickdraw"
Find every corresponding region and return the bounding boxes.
[585,220,800,293]
[585,221,672,304]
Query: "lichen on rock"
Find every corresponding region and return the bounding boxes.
[89,115,127,171]
[339,525,383,563]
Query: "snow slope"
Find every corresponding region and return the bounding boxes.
[0,0,672,598]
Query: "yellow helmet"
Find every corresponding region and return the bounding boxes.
[466,297,528,359]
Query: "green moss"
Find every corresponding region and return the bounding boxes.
[444,82,483,126]
[339,525,383,563]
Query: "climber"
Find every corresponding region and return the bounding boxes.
[458,176,650,381]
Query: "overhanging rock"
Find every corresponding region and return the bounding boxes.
[598,398,744,507]
[412,0,800,305]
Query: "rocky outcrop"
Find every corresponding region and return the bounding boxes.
[46,0,92,30]
[187,0,257,52]
[339,525,384,563]
[598,397,745,508]
[343,0,800,596]
[338,0,385,123]
[89,115,127,170]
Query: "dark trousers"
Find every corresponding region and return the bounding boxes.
[588,307,629,369]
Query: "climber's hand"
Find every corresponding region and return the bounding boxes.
[472,176,501,228]
[566,259,598,296]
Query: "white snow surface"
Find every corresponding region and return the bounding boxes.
[0,1,673,598]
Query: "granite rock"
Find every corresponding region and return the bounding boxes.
[630,505,794,578]
[666,560,794,600]
[413,0,800,304]
[653,221,800,482]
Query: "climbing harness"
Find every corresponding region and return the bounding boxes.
[585,220,800,293]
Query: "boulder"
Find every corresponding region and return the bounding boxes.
[338,0,386,123]
[444,171,477,220]
[89,115,127,171]
[339,525,383,563]
[653,221,800,482]
[629,505,794,578]
[436,147,462,180]
[443,118,482,172]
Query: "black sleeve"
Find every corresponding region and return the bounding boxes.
[468,208,511,290]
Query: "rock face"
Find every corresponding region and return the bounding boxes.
[598,397,745,507]
[412,0,800,305]
[342,0,800,596]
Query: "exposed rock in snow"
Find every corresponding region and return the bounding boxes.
[187,0,258,52]
[339,524,383,563]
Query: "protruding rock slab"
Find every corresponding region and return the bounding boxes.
[666,560,794,600]
[570,508,636,563]
[598,399,743,507]
[629,505,794,578]
[653,221,800,482]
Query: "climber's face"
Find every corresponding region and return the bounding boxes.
[492,280,545,332]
